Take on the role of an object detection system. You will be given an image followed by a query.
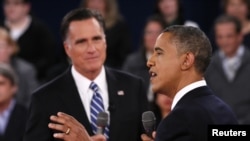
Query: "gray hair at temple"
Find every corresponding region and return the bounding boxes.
[0,63,18,85]
[163,25,212,74]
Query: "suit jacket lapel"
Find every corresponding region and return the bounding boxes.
[58,68,94,135]
[105,67,120,138]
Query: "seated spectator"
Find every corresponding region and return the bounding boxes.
[223,0,250,48]
[0,63,28,141]
[154,0,199,27]
[153,93,172,128]
[205,15,250,124]
[0,27,39,108]
[81,0,132,69]
[122,15,166,108]
[1,0,57,83]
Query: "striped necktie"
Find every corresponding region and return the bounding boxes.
[89,82,109,139]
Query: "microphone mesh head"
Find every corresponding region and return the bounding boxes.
[97,112,109,127]
[142,111,156,130]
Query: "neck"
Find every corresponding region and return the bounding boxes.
[74,66,102,81]
[6,16,29,29]
[161,110,170,119]
[164,13,178,24]
[0,99,12,113]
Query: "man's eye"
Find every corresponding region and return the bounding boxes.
[156,52,162,55]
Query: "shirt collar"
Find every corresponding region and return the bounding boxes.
[71,66,107,94]
[171,80,207,110]
[0,99,16,116]
[219,45,245,60]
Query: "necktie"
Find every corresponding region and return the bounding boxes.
[89,82,109,139]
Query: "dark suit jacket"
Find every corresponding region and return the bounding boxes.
[156,86,238,141]
[0,103,28,141]
[23,66,148,141]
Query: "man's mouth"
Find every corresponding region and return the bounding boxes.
[149,71,157,78]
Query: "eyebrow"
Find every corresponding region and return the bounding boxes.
[75,38,86,44]
[154,47,164,52]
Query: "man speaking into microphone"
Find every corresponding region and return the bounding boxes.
[141,25,239,141]
[23,8,148,141]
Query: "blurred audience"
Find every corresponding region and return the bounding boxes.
[0,63,28,141]
[0,26,38,108]
[122,15,166,108]
[1,0,57,83]
[81,0,132,69]
[205,15,250,124]
[153,93,172,128]
[223,0,250,49]
[154,0,199,27]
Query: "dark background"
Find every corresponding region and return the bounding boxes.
[0,0,221,55]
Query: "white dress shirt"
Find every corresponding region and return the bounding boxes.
[0,99,15,134]
[171,80,207,110]
[71,66,109,122]
[219,45,244,82]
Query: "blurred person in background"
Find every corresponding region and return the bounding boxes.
[1,0,57,83]
[0,63,28,141]
[154,0,199,28]
[205,15,250,124]
[153,93,172,128]
[220,0,250,49]
[81,0,132,69]
[0,26,38,108]
[122,15,166,109]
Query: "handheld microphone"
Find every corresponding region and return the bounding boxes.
[96,111,109,134]
[142,111,156,138]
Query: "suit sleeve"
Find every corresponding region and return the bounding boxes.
[137,78,149,141]
[23,93,54,141]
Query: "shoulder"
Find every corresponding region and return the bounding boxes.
[184,20,199,28]
[124,52,144,65]
[32,70,69,98]
[12,102,28,117]
[106,67,145,87]
[13,58,36,72]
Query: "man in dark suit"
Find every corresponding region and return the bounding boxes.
[0,63,28,141]
[141,25,238,141]
[23,8,148,141]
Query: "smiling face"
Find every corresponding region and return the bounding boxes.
[215,22,243,57]
[64,18,106,80]
[226,0,249,21]
[147,32,182,96]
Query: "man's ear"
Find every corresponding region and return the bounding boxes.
[180,52,195,71]
[64,42,71,58]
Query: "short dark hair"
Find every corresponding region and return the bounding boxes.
[0,63,18,85]
[214,14,242,34]
[60,8,105,41]
[163,25,212,74]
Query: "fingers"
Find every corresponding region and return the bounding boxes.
[48,122,68,133]
[91,134,106,141]
[152,131,156,139]
[48,112,91,141]
[141,134,154,141]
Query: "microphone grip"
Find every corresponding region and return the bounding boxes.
[145,128,154,139]
[96,126,104,134]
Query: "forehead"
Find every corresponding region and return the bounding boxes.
[67,18,104,36]
[155,32,174,46]
[215,22,237,33]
